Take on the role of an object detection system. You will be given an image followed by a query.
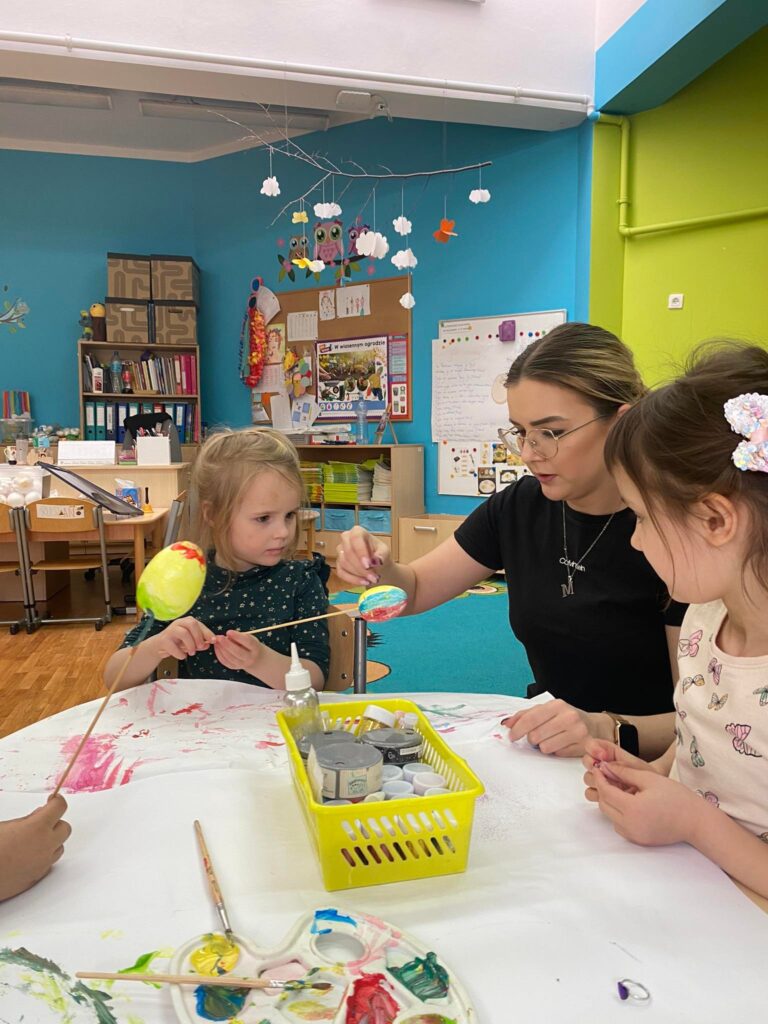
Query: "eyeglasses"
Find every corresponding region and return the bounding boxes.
[497,414,610,460]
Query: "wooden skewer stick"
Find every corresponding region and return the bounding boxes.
[242,607,353,637]
[51,645,139,799]
[75,971,332,991]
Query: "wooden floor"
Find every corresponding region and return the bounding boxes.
[0,566,346,738]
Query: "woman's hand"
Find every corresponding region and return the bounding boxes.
[336,526,392,587]
[502,699,594,757]
[151,617,214,661]
[0,795,72,901]
[582,738,659,801]
[212,630,264,676]
[591,763,703,846]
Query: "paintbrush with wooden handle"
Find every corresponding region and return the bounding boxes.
[75,971,332,991]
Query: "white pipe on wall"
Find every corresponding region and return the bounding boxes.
[0,31,592,110]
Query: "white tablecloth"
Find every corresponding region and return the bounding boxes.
[0,679,765,1022]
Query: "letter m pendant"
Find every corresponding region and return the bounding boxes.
[561,577,574,598]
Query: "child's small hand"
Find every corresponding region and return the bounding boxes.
[212,630,263,675]
[0,795,72,901]
[592,764,702,846]
[582,738,656,801]
[153,617,214,661]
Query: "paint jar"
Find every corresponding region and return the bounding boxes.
[394,710,419,730]
[360,727,423,767]
[402,761,432,783]
[382,780,414,800]
[298,729,357,761]
[424,787,451,797]
[311,741,383,802]
[381,764,404,783]
[357,704,396,735]
[363,791,386,802]
[412,771,446,796]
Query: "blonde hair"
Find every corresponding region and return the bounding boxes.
[505,322,647,414]
[191,427,305,570]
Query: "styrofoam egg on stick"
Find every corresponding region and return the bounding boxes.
[357,585,408,622]
[135,541,206,621]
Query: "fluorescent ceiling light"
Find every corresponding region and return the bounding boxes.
[0,80,111,110]
[139,99,329,131]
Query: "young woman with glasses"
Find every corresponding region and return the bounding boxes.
[336,323,684,759]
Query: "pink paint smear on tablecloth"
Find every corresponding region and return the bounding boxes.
[53,733,147,792]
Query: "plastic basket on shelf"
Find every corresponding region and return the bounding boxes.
[276,698,485,891]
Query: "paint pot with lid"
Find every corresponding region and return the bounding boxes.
[298,729,357,761]
[357,704,396,735]
[360,727,423,767]
[309,741,383,802]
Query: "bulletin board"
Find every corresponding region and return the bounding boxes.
[253,274,413,423]
[432,308,566,496]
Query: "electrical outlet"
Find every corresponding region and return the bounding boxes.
[668,293,684,309]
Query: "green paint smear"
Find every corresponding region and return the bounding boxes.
[117,948,172,989]
[388,952,450,1001]
[0,946,119,1024]
[194,983,247,1021]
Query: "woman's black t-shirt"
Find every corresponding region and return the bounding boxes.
[454,475,685,714]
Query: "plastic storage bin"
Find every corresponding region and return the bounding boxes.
[276,698,485,891]
[358,509,391,534]
[323,507,356,532]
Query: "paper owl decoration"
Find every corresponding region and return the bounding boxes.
[288,235,309,262]
[347,219,371,256]
[313,220,344,263]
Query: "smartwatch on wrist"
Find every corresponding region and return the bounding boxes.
[604,712,640,757]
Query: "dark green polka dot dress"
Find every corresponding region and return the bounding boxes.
[121,552,330,687]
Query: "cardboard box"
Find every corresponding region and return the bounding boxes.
[106,298,151,345]
[107,252,151,300]
[151,254,200,304]
[153,300,197,345]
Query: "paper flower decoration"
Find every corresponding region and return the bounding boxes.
[433,218,458,243]
[292,257,326,273]
[260,176,281,197]
[314,201,342,218]
[399,292,416,309]
[292,210,309,224]
[469,188,491,204]
[355,231,389,259]
[391,248,418,270]
[393,215,412,236]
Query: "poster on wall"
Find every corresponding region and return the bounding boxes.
[438,438,530,497]
[316,336,388,419]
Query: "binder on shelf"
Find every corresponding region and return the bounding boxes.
[117,402,129,443]
[84,401,96,441]
[105,403,115,441]
[141,402,154,414]
[174,403,186,443]
[128,401,140,418]
[95,401,107,440]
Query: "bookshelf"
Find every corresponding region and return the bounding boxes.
[295,443,424,563]
[78,340,201,446]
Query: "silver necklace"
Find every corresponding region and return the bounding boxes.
[560,501,616,598]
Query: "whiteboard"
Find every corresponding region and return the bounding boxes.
[431,309,567,441]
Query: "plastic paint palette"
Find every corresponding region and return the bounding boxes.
[169,907,476,1024]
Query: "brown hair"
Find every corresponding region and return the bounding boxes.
[190,426,305,571]
[505,322,647,414]
[606,340,768,591]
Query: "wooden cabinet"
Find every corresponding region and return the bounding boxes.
[398,513,465,563]
[295,444,424,563]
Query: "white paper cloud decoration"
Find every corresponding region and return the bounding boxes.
[260,176,281,196]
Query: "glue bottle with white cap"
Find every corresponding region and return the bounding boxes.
[283,642,322,742]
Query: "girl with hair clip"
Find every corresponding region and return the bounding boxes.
[584,341,768,897]
[105,427,330,692]
[337,323,686,759]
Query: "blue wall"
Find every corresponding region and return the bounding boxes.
[1,116,591,513]
[0,149,195,426]
[193,117,591,513]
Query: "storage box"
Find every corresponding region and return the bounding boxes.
[276,698,485,891]
[151,255,200,305]
[107,253,151,300]
[153,300,197,345]
[106,298,151,345]
[323,507,355,532]
[358,509,391,534]
[0,417,33,444]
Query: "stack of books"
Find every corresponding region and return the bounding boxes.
[323,461,359,503]
[372,460,392,503]
[356,463,374,501]
[300,463,324,504]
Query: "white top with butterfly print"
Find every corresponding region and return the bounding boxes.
[670,600,768,839]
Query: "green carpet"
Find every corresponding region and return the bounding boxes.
[330,581,533,695]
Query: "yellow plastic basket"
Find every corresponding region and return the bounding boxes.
[276,698,485,891]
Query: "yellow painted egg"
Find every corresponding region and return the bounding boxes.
[136,541,206,621]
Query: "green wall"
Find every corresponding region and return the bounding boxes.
[590,26,768,383]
